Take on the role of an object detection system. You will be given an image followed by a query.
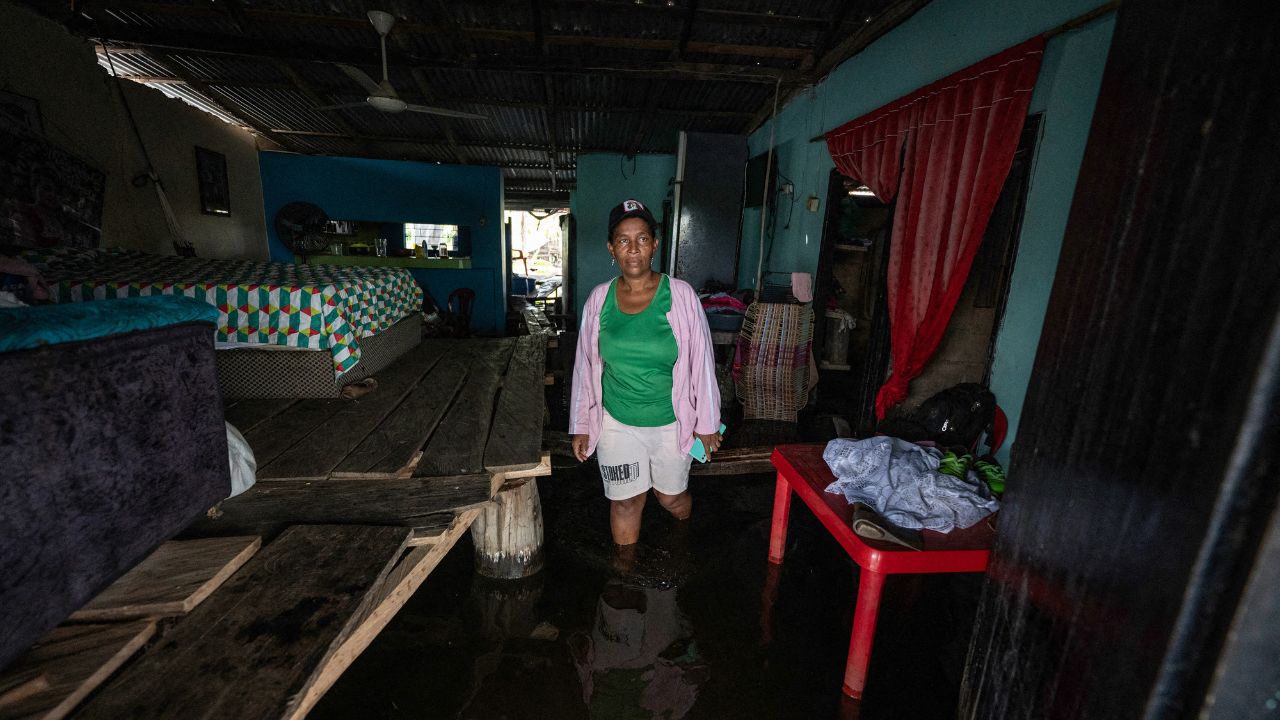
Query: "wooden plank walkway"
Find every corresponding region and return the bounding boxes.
[0,514,482,720]
[75,525,412,720]
[69,536,260,621]
[0,336,554,720]
[184,475,492,543]
[227,337,545,485]
[0,621,156,720]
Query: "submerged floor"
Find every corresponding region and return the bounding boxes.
[313,459,981,719]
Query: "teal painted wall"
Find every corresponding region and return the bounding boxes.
[988,17,1115,465]
[743,0,1117,463]
[259,152,507,335]
[569,153,677,319]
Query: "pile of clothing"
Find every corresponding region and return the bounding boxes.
[699,291,748,332]
[823,436,1000,533]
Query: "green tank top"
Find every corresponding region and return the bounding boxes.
[599,274,678,427]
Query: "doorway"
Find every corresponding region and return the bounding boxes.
[506,209,568,322]
[812,113,1042,433]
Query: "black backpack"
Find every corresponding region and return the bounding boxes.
[915,383,997,448]
[877,383,997,449]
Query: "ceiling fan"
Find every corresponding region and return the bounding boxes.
[317,10,485,120]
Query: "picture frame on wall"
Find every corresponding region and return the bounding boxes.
[0,90,42,135]
[195,145,230,216]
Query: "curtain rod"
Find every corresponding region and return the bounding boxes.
[805,0,1120,143]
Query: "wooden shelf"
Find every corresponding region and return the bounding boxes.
[834,244,869,254]
[305,255,472,269]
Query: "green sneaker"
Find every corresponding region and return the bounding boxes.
[974,459,1006,494]
[938,450,974,478]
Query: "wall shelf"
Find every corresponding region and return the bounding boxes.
[304,255,472,270]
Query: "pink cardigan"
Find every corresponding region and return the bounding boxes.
[569,275,721,456]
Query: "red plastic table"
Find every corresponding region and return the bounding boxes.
[766,444,995,699]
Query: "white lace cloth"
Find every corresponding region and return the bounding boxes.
[823,437,999,532]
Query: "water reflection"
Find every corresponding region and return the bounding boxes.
[569,580,707,719]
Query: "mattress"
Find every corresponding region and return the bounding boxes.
[26,247,423,377]
[216,312,422,399]
[0,298,229,669]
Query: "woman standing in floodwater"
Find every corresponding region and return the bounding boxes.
[569,198,722,558]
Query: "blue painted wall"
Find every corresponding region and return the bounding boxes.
[259,152,508,335]
[569,153,677,319]
[742,0,1117,463]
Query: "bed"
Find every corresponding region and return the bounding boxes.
[25,247,424,398]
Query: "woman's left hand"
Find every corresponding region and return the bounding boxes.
[694,431,723,458]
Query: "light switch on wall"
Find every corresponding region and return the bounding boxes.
[806,196,820,212]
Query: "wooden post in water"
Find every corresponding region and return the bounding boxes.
[471,479,544,579]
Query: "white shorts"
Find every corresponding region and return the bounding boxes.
[596,412,693,501]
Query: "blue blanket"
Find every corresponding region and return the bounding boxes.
[0,296,218,353]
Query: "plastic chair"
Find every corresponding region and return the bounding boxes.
[512,248,530,277]
[446,288,475,337]
[983,405,1008,455]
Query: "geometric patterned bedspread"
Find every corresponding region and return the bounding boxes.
[26,247,423,376]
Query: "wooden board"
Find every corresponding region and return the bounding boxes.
[542,430,575,458]
[241,398,347,469]
[688,446,776,476]
[74,525,410,720]
[494,452,553,494]
[540,433,771,477]
[223,398,298,434]
[283,510,481,719]
[484,335,548,474]
[415,338,516,477]
[183,475,493,540]
[332,356,468,477]
[407,513,461,545]
[257,341,451,480]
[69,536,260,622]
[0,620,156,720]
[0,673,47,711]
[521,304,555,336]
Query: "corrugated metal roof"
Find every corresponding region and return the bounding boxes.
[62,0,921,204]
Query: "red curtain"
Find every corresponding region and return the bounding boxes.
[825,38,1045,419]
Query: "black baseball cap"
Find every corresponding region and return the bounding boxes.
[608,198,658,237]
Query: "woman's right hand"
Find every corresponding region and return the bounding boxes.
[571,434,590,462]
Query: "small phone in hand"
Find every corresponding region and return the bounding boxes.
[690,423,728,463]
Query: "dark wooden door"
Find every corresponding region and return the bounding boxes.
[960,2,1280,719]
[674,131,748,291]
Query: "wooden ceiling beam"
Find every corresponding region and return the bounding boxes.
[142,52,295,150]
[83,23,792,82]
[671,0,698,62]
[627,79,659,157]
[532,0,563,193]
[542,74,562,192]
[269,129,672,155]
[809,0,932,80]
[409,68,468,165]
[544,35,807,61]
[108,69,756,118]
[745,0,933,135]
[86,2,813,61]
[545,0,836,28]
[272,59,367,151]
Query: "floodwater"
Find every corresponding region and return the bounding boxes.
[313,460,980,720]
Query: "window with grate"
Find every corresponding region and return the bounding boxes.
[404,223,459,252]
